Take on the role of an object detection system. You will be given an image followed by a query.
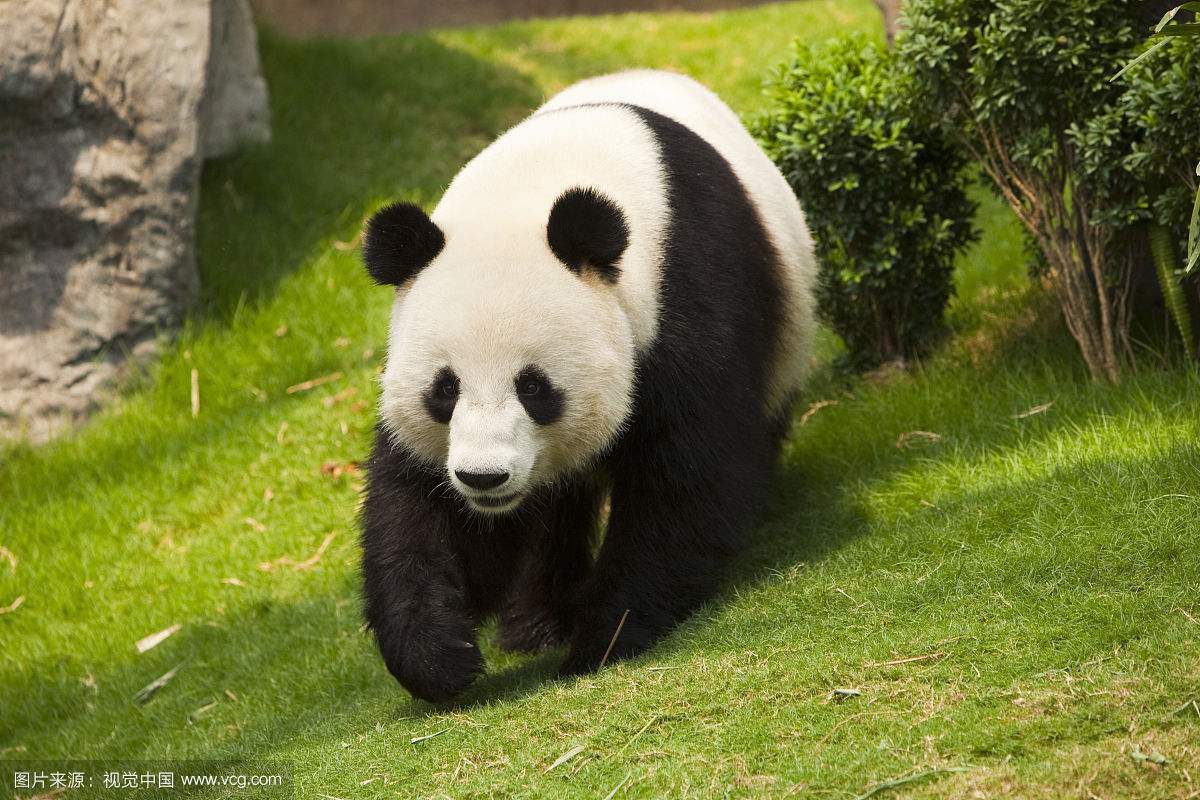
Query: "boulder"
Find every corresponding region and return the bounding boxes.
[0,0,269,443]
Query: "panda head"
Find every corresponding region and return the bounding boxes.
[363,188,636,514]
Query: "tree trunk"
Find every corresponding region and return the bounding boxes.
[873,0,903,46]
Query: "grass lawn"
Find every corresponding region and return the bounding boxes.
[3,1,1199,797]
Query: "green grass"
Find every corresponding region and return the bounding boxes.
[3,2,1199,798]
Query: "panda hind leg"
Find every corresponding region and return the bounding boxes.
[497,479,600,653]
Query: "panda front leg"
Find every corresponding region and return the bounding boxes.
[498,479,600,653]
[360,433,484,703]
[559,437,767,676]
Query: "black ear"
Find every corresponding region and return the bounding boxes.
[362,202,445,286]
[546,187,629,283]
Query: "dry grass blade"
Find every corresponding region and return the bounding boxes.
[1013,401,1054,419]
[286,371,343,395]
[895,431,942,449]
[244,517,267,533]
[0,595,25,615]
[258,531,337,572]
[0,545,16,573]
[598,608,631,669]
[799,399,838,426]
[188,700,218,723]
[544,744,585,773]
[322,387,358,408]
[134,663,184,705]
[190,368,200,418]
[618,716,663,754]
[1171,699,1199,718]
[333,230,362,251]
[135,623,181,654]
[866,652,946,668]
[410,728,449,745]
[222,577,245,587]
[853,767,969,800]
[602,773,632,800]
[320,461,361,480]
[294,531,336,570]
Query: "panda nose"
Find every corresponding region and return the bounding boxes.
[455,469,509,491]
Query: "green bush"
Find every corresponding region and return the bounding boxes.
[1077,34,1200,358]
[753,36,977,369]
[898,0,1148,382]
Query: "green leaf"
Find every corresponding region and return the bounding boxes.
[1151,223,1196,358]
[1187,183,1200,275]
[1154,3,1200,33]
[1111,38,1169,81]
[1153,23,1200,37]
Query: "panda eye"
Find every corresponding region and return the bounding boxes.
[514,365,563,425]
[517,378,542,398]
[423,368,459,424]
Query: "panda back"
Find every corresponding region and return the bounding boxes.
[541,71,817,411]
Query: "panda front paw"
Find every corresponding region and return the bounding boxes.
[376,622,483,703]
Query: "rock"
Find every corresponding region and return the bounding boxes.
[203,0,272,159]
[0,0,269,443]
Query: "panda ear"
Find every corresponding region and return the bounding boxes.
[361,202,445,286]
[546,187,629,283]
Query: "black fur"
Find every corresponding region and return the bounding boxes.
[421,367,459,424]
[557,105,786,675]
[361,104,790,699]
[362,202,445,286]
[514,365,565,426]
[546,187,629,283]
[361,429,599,701]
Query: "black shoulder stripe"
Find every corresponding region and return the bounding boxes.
[613,102,784,429]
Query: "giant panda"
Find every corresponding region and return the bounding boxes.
[359,70,816,702]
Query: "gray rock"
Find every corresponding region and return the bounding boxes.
[0,0,269,443]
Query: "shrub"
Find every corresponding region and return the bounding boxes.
[898,0,1148,382]
[753,36,977,369]
[1079,33,1200,359]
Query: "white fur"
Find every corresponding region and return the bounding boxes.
[379,71,815,512]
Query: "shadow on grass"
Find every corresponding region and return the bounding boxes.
[0,29,541,507]
[196,26,539,318]
[5,429,1194,773]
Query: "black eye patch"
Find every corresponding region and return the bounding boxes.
[514,365,564,425]
[422,367,459,424]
